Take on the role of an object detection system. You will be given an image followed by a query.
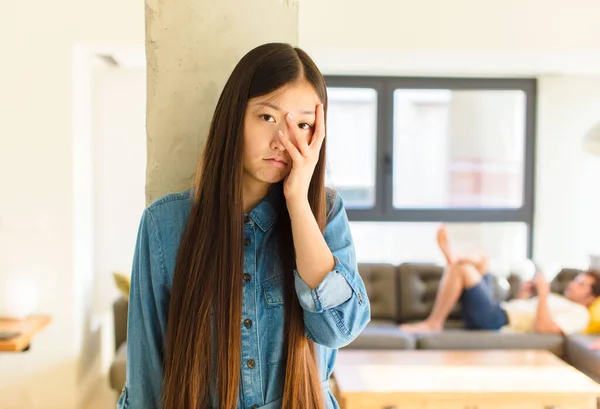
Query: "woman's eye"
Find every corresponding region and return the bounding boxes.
[299,123,313,130]
[260,114,275,122]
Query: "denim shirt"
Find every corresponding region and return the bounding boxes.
[117,186,371,409]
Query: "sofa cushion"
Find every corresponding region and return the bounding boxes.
[113,297,129,351]
[344,321,416,350]
[358,263,399,321]
[417,331,565,356]
[566,334,600,382]
[110,342,127,392]
[397,263,452,322]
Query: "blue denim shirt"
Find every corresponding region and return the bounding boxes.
[117,186,371,409]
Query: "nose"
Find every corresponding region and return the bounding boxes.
[270,128,286,151]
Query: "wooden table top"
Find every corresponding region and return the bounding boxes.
[334,349,600,395]
[0,315,51,352]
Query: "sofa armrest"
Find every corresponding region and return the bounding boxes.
[343,322,416,350]
[113,296,129,351]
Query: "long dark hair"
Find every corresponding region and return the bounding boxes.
[163,43,328,409]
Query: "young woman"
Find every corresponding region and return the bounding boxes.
[118,43,371,409]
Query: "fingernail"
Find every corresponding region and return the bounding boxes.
[287,113,294,120]
[278,130,284,137]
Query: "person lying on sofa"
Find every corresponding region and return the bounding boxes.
[400,225,600,335]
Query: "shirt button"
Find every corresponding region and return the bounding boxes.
[243,273,251,282]
[244,319,252,328]
[244,237,251,246]
[247,359,255,369]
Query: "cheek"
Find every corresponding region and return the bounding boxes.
[243,128,269,156]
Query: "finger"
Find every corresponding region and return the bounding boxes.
[279,130,303,163]
[286,113,310,156]
[310,103,326,152]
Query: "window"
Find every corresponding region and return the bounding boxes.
[325,88,377,209]
[325,77,536,264]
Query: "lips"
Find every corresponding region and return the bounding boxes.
[265,157,287,168]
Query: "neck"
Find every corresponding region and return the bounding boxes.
[242,177,271,214]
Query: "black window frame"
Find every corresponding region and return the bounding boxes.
[324,76,537,257]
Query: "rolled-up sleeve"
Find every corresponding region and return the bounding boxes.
[294,191,371,349]
[118,208,170,409]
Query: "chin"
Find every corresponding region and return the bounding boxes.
[261,177,285,185]
[258,169,290,184]
[252,174,285,185]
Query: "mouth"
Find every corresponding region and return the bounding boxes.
[265,158,287,168]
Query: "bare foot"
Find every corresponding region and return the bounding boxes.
[399,320,443,334]
[437,224,457,265]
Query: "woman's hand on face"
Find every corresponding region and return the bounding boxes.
[279,103,325,205]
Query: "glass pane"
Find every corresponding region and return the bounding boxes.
[393,89,526,209]
[350,222,528,276]
[326,87,377,209]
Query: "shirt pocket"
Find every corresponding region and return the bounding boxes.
[117,385,129,409]
[262,274,286,364]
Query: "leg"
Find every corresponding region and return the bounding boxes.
[436,224,456,265]
[400,262,483,333]
[437,224,489,276]
[463,252,489,277]
[461,273,508,330]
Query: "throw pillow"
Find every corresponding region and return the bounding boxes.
[113,271,131,300]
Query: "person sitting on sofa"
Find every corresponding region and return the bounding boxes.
[400,225,600,335]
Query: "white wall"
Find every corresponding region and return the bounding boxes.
[0,0,143,407]
[535,76,600,269]
[92,65,146,315]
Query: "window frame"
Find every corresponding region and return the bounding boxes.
[324,76,537,256]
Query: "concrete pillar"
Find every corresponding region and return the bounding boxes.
[145,0,299,204]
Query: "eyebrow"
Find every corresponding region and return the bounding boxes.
[254,101,315,116]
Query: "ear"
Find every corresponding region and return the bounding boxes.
[586,294,598,307]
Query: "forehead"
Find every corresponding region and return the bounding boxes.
[576,273,595,286]
[249,81,321,112]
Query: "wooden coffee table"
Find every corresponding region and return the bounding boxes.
[0,315,51,352]
[333,349,600,409]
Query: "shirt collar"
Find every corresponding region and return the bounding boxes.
[247,183,283,232]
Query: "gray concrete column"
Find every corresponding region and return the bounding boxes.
[145,0,299,204]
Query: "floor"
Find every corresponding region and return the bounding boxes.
[85,381,117,409]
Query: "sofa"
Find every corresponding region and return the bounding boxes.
[344,263,600,381]
[109,263,600,393]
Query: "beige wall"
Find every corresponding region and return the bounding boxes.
[0,0,143,407]
[300,0,600,52]
[299,0,600,76]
